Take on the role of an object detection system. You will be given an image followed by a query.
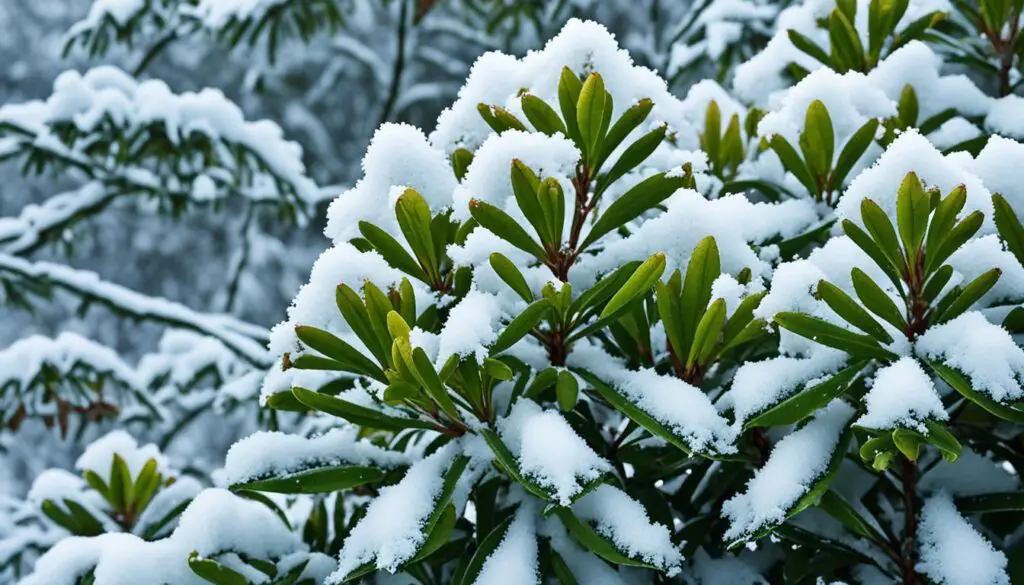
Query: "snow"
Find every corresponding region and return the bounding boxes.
[757,67,894,152]
[75,430,169,478]
[868,42,991,121]
[948,235,1024,308]
[470,506,539,585]
[436,289,506,364]
[0,67,320,205]
[0,253,271,367]
[916,494,1009,585]
[986,95,1024,139]
[266,241,405,357]
[573,189,820,285]
[330,445,459,581]
[223,428,411,486]
[0,333,138,414]
[432,19,699,155]
[451,130,579,225]
[571,484,683,574]
[324,123,457,243]
[915,312,1024,403]
[836,131,994,234]
[570,343,737,455]
[497,399,611,505]
[20,489,300,585]
[855,357,946,431]
[191,0,292,29]
[722,401,854,542]
[724,350,848,427]
[962,136,1024,220]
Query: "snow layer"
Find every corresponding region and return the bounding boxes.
[76,430,169,478]
[569,343,737,455]
[223,428,411,485]
[470,506,539,585]
[571,484,683,574]
[855,357,946,431]
[20,489,300,585]
[916,494,1009,585]
[915,312,1024,403]
[498,399,611,505]
[330,445,459,581]
[723,401,854,541]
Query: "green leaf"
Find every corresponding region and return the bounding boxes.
[538,177,566,247]
[594,125,667,199]
[842,220,905,293]
[787,29,833,66]
[396,189,440,280]
[383,380,421,405]
[568,261,641,317]
[110,454,132,513]
[860,199,905,270]
[924,185,967,270]
[817,280,894,343]
[294,325,388,383]
[521,94,567,136]
[41,500,82,534]
[688,298,727,368]
[491,299,552,355]
[801,100,835,178]
[774,312,898,360]
[580,172,687,250]
[818,490,886,542]
[934,268,1001,324]
[358,221,429,283]
[336,284,389,366]
[489,252,533,302]
[413,347,461,421]
[922,265,954,303]
[556,370,580,412]
[924,419,962,462]
[927,211,984,272]
[831,118,879,188]
[702,100,722,165]
[744,360,868,429]
[599,252,666,323]
[510,159,551,245]
[897,84,919,127]
[992,193,1024,268]
[770,134,819,197]
[577,73,607,162]
[469,199,547,259]
[231,465,387,494]
[62,498,107,536]
[850,268,906,332]
[896,171,930,258]
[598,98,654,168]
[829,8,867,71]
[132,459,161,513]
[188,552,249,585]
[452,148,473,181]
[291,386,438,430]
[679,236,721,359]
[927,360,1024,423]
[655,278,686,360]
[558,67,583,145]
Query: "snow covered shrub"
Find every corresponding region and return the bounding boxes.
[5,0,1024,584]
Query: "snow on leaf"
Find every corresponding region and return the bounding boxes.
[722,400,855,543]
